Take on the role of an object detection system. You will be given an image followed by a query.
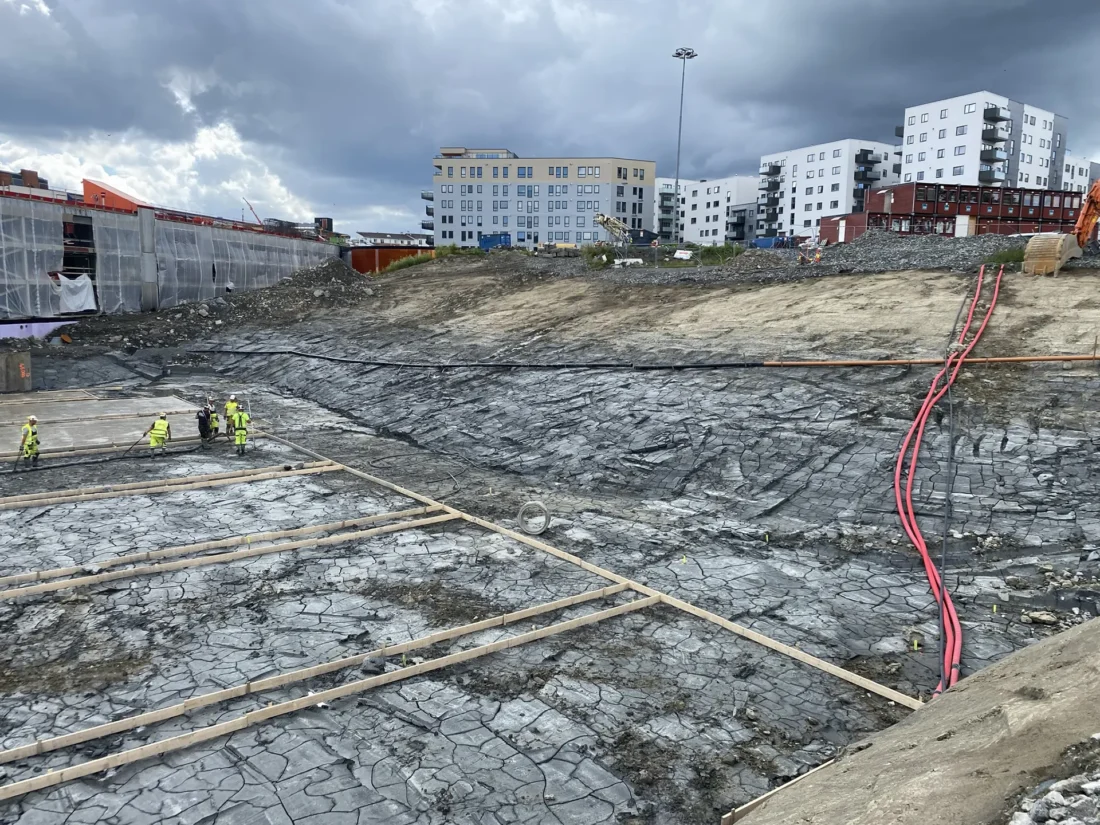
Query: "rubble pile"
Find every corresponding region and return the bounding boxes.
[1008,761,1100,824]
[1,258,370,352]
[825,229,1027,272]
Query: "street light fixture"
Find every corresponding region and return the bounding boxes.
[671,46,697,246]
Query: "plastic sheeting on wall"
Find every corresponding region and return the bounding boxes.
[92,211,143,314]
[57,275,97,313]
[0,198,64,319]
[156,221,337,309]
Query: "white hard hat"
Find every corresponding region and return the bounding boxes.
[230,394,237,400]
[27,415,37,423]
[159,412,167,418]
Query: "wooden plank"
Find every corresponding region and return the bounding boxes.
[0,433,267,462]
[0,461,332,505]
[0,506,443,588]
[721,758,836,823]
[0,583,629,764]
[0,409,195,427]
[0,513,460,601]
[0,465,343,511]
[270,437,925,711]
[0,596,655,800]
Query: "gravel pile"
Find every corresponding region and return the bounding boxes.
[824,230,1027,272]
[0,258,370,352]
[1008,766,1100,824]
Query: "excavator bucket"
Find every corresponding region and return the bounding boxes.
[1023,233,1082,276]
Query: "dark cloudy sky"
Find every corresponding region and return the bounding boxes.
[2,0,1099,233]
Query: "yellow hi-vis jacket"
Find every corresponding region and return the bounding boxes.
[21,423,38,455]
[150,418,170,445]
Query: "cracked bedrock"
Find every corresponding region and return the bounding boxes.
[189,332,1100,682]
[0,440,897,825]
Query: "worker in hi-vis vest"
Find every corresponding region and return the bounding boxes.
[18,415,39,470]
[225,394,240,437]
[231,407,251,456]
[144,413,172,457]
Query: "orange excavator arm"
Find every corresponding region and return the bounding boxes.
[1074,179,1100,250]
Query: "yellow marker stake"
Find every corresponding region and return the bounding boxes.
[992,604,998,613]
[680,555,687,564]
[912,640,919,652]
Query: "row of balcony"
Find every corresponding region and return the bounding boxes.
[421,220,433,230]
[897,121,1010,142]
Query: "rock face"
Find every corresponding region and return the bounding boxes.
[736,618,1100,825]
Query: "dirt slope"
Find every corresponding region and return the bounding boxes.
[739,617,1100,825]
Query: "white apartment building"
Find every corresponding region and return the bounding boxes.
[652,175,757,246]
[898,91,1067,190]
[757,139,899,238]
[425,147,655,249]
[1061,151,1099,194]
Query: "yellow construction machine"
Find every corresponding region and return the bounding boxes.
[1023,179,1100,275]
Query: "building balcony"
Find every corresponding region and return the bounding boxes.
[978,168,1007,184]
[854,168,880,182]
[980,148,1009,163]
[759,195,779,207]
[729,213,746,225]
[760,163,781,177]
[659,206,674,215]
[727,229,747,241]
[984,105,1011,123]
[658,217,673,227]
[425,206,434,216]
[764,209,779,221]
[982,128,1008,143]
[421,190,434,201]
[421,220,434,230]
[758,178,780,192]
[853,187,869,200]
[895,125,905,138]
[855,151,883,165]
[893,163,902,176]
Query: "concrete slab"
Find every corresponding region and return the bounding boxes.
[0,396,197,452]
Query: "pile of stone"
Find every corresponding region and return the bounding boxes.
[1008,767,1100,824]
[824,230,1027,273]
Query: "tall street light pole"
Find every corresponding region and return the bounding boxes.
[672,46,697,246]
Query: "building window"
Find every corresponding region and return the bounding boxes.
[807,170,814,179]
[819,152,825,160]
[831,183,839,192]
[503,167,509,178]
[830,200,838,209]
[919,133,928,142]
[940,108,948,119]
[905,154,913,164]
[954,145,966,155]
[804,220,812,227]
[806,153,815,162]
[938,129,946,140]
[832,148,842,158]
[816,202,822,210]
[935,168,944,178]
[907,135,914,144]
[964,103,976,114]
[805,186,813,195]
[804,203,812,211]
[907,115,916,125]
[918,152,926,162]
[956,125,968,136]
[953,166,964,176]
[921,113,929,123]
[831,166,840,175]
[690,217,697,224]
[447,166,454,178]
[917,171,925,181]
[904,173,913,182]
[937,149,945,159]
[817,186,824,194]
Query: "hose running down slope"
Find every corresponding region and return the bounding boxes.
[894,264,1003,697]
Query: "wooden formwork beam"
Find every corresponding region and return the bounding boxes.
[0,583,629,765]
[0,461,333,505]
[0,513,460,601]
[720,758,836,824]
[0,464,342,511]
[0,409,195,427]
[0,434,268,462]
[0,506,444,588]
[266,435,923,711]
[0,595,656,801]
[0,389,95,406]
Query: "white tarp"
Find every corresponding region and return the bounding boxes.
[56,274,97,313]
[0,198,65,319]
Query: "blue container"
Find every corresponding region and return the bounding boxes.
[479,232,512,251]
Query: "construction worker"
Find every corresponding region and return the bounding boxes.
[225,394,240,438]
[230,405,251,456]
[209,404,220,440]
[18,415,39,470]
[144,413,172,457]
[196,404,212,448]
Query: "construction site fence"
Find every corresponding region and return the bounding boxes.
[0,197,338,320]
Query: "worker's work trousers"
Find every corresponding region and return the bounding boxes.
[149,435,167,456]
[235,429,247,455]
[21,443,38,467]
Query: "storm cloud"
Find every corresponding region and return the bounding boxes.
[2,0,1099,231]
